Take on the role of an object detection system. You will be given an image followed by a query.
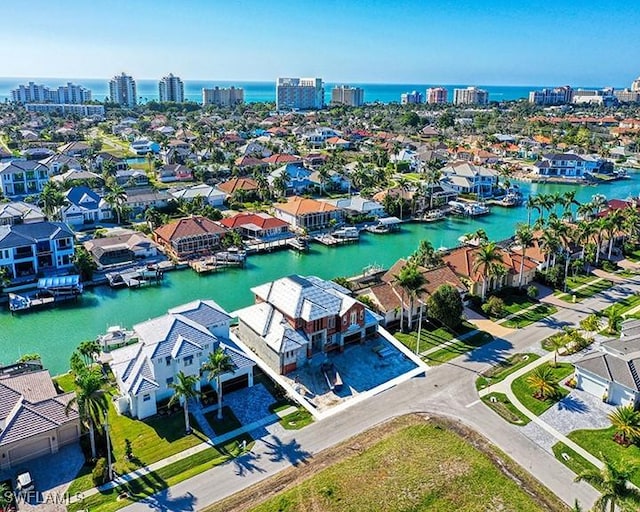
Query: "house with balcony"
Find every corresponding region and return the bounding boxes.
[0,160,50,197]
[107,300,255,419]
[0,202,46,226]
[440,162,498,198]
[115,169,149,188]
[268,163,316,195]
[533,152,612,179]
[60,186,112,227]
[0,221,75,280]
[272,196,343,232]
[169,184,226,207]
[220,212,290,240]
[125,188,170,217]
[154,215,228,259]
[158,164,193,183]
[235,275,381,374]
[84,231,159,269]
[38,154,83,174]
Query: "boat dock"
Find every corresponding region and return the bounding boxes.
[106,266,164,288]
[8,292,79,314]
[245,237,308,253]
[189,250,247,274]
[312,233,358,246]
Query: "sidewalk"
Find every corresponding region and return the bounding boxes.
[72,405,297,502]
[418,327,482,357]
[479,352,603,469]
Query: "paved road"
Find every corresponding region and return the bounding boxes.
[122,278,640,512]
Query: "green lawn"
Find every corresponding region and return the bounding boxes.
[204,407,244,436]
[624,249,640,263]
[511,363,574,416]
[503,304,558,328]
[476,353,540,390]
[53,372,76,393]
[278,407,314,430]
[68,404,206,495]
[502,294,538,316]
[426,331,494,365]
[482,392,531,426]
[603,293,640,317]
[552,441,598,478]
[394,322,475,354]
[558,277,613,302]
[568,427,640,487]
[243,423,558,512]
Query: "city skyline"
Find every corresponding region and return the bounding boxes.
[0,0,638,86]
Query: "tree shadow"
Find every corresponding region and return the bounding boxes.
[557,395,589,413]
[461,336,513,365]
[262,436,311,467]
[135,489,197,512]
[232,450,267,477]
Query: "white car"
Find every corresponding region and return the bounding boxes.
[15,472,34,493]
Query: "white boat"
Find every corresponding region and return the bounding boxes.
[424,209,446,221]
[466,203,490,216]
[333,226,360,239]
[97,325,136,352]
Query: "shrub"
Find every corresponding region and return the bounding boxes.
[527,285,538,299]
[601,260,618,273]
[92,457,108,487]
[482,296,506,318]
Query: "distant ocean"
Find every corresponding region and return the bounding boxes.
[0,78,611,105]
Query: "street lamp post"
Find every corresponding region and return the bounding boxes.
[415,301,424,356]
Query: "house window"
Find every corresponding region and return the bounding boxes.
[165,356,171,366]
[143,394,151,402]
[328,317,335,329]
[359,310,364,320]
[184,355,193,366]
[166,377,173,386]
[350,312,357,325]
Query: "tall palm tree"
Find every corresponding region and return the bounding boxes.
[105,185,128,224]
[525,195,540,227]
[539,229,560,270]
[580,313,600,338]
[575,455,640,512]
[168,371,200,434]
[253,170,270,202]
[272,173,288,198]
[537,193,555,221]
[608,405,640,445]
[473,242,504,300]
[65,368,108,459]
[202,348,236,420]
[514,224,534,289]
[575,220,595,261]
[424,167,442,210]
[562,190,580,221]
[394,263,426,331]
[410,240,441,268]
[592,216,609,265]
[607,304,622,335]
[144,207,163,230]
[526,364,557,400]
[604,209,625,260]
[39,182,66,220]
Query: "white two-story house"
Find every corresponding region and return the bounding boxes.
[0,160,50,198]
[0,221,75,280]
[108,300,255,419]
[61,186,112,227]
[440,162,498,198]
[533,152,611,179]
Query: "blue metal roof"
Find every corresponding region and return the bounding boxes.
[38,275,81,289]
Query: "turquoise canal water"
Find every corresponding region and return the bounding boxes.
[2,175,639,375]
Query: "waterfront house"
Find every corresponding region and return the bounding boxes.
[0,363,80,470]
[84,231,159,269]
[441,245,537,297]
[61,186,112,227]
[0,160,50,197]
[0,202,46,226]
[130,139,160,155]
[125,187,170,217]
[220,212,290,240]
[235,275,381,374]
[158,164,193,183]
[574,319,640,406]
[94,152,128,173]
[268,164,315,195]
[325,196,386,218]
[154,215,228,259]
[532,152,612,179]
[108,300,255,419]
[115,169,149,188]
[0,221,75,280]
[440,162,498,198]
[169,183,226,207]
[272,196,344,232]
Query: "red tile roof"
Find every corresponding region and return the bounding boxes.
[262,153,302,164]
[154,216,227,242]
[217,177,259,194]
[220,212,288,230]
[441,245,537,283]
[273,196,339,216]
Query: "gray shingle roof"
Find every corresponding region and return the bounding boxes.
[576,352,640,391]
[168,300,231,328]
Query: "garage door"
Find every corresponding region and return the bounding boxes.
[8,437,51,467]
[577,372,606,398]
[222,374,249,394]
[58,424,79,446]
[609,383,636,406]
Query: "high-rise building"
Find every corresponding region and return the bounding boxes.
[109,73,137,107]
[331,86,364,107]
[11,82,91,104]
[202,86,244,107]
[159,73,185,103]
[528,86,572,105]
[615,89,640,103]
[426,87,448,104]
[401,91,423,104]
[276,77,324,111]
[632,77,640,92]
[453,87,489,106]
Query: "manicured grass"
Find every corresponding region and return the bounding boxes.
[511,363,574,416]
[475,353,540,390]
[204,406,243,436]
[53,372,76,393]
[247,423,552,512]
[503,304,557,328]
[279,407,314,430]
[625,249,640,263]
[604,293,640,317]
[502,294,538,316]
[558,278,613,302]
[426,331,494,365]
[69,437,252,512]
[394,321,475,354]
[482,392,531,425]
[568,427,640,488]
[552,441,598,478]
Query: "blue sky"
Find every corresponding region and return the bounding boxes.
[1,0,638,86]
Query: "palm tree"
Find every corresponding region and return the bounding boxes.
[253,170,270,202]
[525,195,540,226]
[580,313,600,338]
[562,190,580,221]
[273,173,288,198]
[592,216,609,266]
[65,368,108,459]
[202,348,236,420]
[575,220,595,262]
[0,482,12,510]
[570,499,583,512]
[526,364,557,400]
[575,455,640,512]
[539,229,560,270]
[78,340,100,366]
[394,263,426,331]
[514,224,534,289]
[396,177,410,220]
[144,207,163,230]
[604,209,625,260]
[473,242,504,300]
[607,304,622,335]
[608,405,640,445]
[105,185,128,224]
[537,193,555,221]
[424,167,442,210]
[577,201,595,221]
[410,240,441,268]
[168,371,200,434]
[39,182,66,220]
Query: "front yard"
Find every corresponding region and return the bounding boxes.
[476,353,540,390]
[394,322,475,354]
[556,276,614,303]
[425,331,494,365]
[502,303,558,328]
[511,363,574,416]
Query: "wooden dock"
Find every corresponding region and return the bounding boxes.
[312,234,358,246]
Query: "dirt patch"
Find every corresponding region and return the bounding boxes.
[201,414,568,512]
